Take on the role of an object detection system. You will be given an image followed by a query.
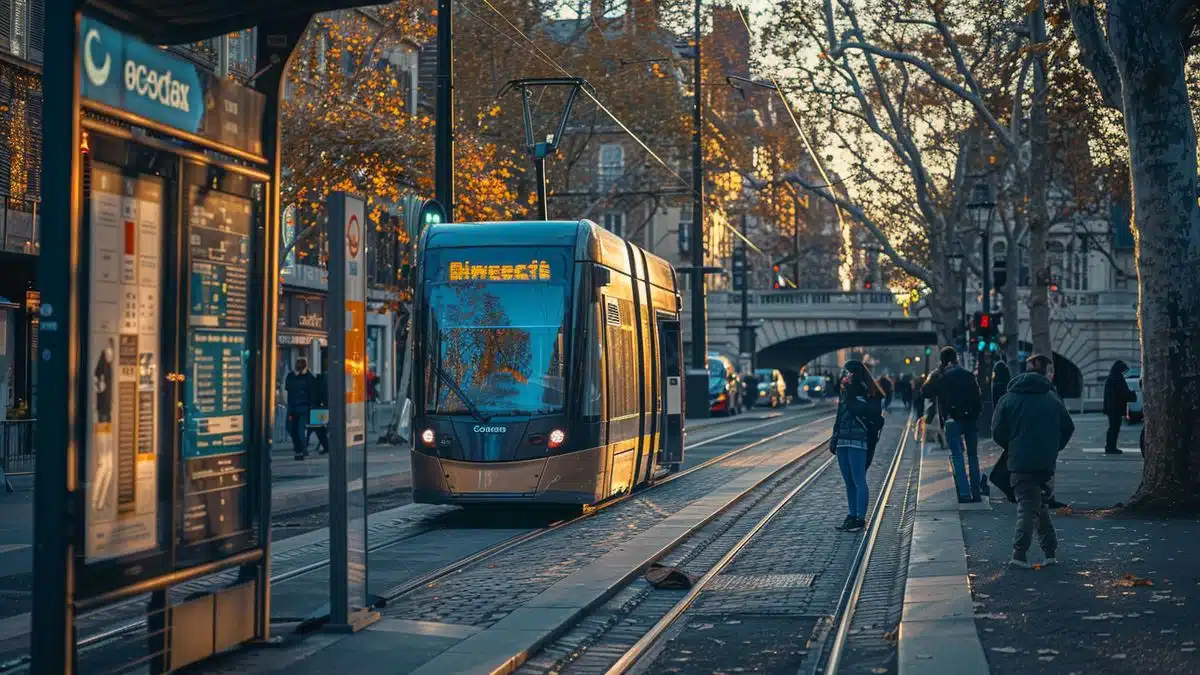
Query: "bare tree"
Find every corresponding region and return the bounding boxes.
[1067,1,1200,513]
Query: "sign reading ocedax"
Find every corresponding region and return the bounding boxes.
[79,17,265,156]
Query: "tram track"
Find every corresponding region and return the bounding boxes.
[4,406,832,672]
[524,419,914,675]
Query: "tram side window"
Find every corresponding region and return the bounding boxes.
[582,302,603,421]
[605,298,639,420]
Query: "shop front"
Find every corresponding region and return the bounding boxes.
[277,290,328,397]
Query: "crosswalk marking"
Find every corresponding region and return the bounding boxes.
[0,544,30,554]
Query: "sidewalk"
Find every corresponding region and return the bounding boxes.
[270,441,412,513]
[901,413,1198,675]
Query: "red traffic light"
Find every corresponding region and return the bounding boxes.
[864,280,873,290]
[979,313,991,329]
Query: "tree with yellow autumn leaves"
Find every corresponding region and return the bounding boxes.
[280,3,528,277]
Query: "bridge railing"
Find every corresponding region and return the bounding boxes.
[708,290,904,306]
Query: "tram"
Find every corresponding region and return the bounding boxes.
[410,220,684,505]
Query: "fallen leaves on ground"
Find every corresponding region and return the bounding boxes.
[1114,573,1153,588]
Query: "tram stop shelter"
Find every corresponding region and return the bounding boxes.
[34,2,371,672]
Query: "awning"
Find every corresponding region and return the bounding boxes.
[85,0,368,44]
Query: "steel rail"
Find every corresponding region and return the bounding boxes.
[606,418,913,675]
[64,409,834,659]
[821,419,913,675]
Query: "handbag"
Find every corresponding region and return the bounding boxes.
[989,449,1016,503]
[309,408,329,427]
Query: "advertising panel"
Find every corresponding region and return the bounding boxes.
[85,164,162,562]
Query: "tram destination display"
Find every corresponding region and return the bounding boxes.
[182,185,252,549]
[85,164,163,562]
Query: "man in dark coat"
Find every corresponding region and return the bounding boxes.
[1102,360,1136,454]
[285,358,316,460]
[923,347,983,502]
[992,353,1075,568]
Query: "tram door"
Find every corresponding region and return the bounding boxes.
[657,319,683,469]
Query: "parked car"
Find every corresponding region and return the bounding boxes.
[708,355,743,416]
[1125,367,1142,422]
[801,375,828,401]
[754,369,787,408]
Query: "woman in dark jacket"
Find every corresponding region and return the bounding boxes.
[831,360,884,532]
[1102,360,1135,454]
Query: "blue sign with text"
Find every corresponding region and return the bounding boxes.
[79,17,265,156]
[80,17,206,134]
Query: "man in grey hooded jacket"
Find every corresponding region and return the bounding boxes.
[991,354,1075,568]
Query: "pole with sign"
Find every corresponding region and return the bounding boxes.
[326,192,379,631]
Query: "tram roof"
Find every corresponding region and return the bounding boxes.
[86,0,365,44]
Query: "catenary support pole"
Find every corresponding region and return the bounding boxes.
[435,0,455,222]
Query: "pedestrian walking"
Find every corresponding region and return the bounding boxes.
[830,360,885,533]
[1102,360,1136,454]
[992,353,1075,569]
[922,347,983,502]
[879,375,893,411]
[285,358,316,460]
[992,361,1011,406]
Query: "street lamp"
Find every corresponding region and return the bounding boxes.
[966,181,997,313]
[966,180,998,421]
[947,251,966,348]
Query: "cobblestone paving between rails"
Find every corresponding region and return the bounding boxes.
[380,419,835,628]
[520,416,913,675]
[517,427,840,675]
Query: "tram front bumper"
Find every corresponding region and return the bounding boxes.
[410,448,605,505]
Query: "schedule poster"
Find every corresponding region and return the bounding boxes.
[182,186,252,546]
[86,165,162,562]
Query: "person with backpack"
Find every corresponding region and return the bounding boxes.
[923,346,983,503]
[992,353,1075,568]
[830,360,885,532]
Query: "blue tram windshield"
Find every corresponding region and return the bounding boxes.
[423,247,571,416]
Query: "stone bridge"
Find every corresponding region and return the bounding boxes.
[682,289,1140,401]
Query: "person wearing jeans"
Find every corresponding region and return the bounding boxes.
[945,418,981,501]
[922,346,982,503]
[830,360,885,533]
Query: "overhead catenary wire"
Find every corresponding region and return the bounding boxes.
[470,0,766,257]
[733,7,850,251]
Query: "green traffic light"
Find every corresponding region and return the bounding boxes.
[924,346,932,356]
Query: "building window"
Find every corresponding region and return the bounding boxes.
[603,212,625,238]
[598,144,624,191]
[1047,241,1065,287]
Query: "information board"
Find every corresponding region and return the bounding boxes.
[85,164,162,562]
[182,186,252,548]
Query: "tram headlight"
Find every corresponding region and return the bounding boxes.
[548,429,566,448]
[421,428,436,447]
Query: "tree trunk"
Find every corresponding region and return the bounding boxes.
[1109,7,1200,513]
[1002,227,1021,368]
[1026,4,1053,358]
[931,282,960,347]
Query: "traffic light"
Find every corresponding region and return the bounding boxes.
[864,279,873,290]
[970,312,1002,352]
[924,346,933,357]
[771,264,786,289]
[420,199,447,228]
[732,248,747,291]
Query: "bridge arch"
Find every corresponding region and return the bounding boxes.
[755,330,940,372]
